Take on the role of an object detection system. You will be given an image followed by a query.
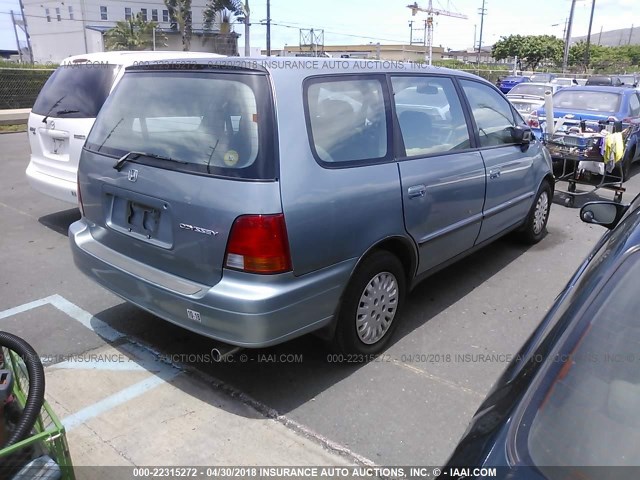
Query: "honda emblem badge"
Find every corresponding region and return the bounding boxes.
[127,169,138,182]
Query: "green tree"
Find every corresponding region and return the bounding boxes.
[492,34,525,70]
[492,34,564,71]
[165,0,192,51]
[569,41,617,72]
[203,0,244,35]
[105,14,166,51]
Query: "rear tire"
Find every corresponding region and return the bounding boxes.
[519,181,552,244]
[333,251,406,357]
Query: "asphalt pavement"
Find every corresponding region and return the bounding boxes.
[2,131,639,471]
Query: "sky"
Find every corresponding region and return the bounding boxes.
[0,0,637,53]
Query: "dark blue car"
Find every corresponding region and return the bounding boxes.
[529,86,640,135]
[529,86,640,174]
[497,76,531,94]
[441,192,640,478]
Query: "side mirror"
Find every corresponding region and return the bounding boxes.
[510,125,533,145]
[580,201,629,229]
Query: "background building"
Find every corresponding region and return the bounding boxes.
[22,0,237,62]
[267,43,445,62]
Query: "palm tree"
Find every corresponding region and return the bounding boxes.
[203,0,245,35]
[105,14,166,51]
[164,0,193,51]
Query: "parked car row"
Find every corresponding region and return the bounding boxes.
[498,72,639,96]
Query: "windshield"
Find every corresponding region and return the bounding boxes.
[552,90,621,114]
[32,63,117,118]
[520,252,640,472]
[508,84,547,97]
[503,76,523,82]
[85,70,275,180]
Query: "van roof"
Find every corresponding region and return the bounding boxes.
[125,56,486,82]
[60,50,225,67]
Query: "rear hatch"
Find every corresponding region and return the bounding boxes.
[79,65,280,286]
[28,63,119,184]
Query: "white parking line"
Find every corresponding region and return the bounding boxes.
[0,295,179,432]
[61,368,179,432]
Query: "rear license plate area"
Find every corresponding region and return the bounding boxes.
[126,201,160,238]
[104,190,173,249]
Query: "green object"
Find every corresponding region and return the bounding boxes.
[0,348,75,479]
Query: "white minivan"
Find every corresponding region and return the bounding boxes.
[26,50,224,204]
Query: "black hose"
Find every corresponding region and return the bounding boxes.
[0,331,45,449]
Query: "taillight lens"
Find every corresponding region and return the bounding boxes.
[77,173,85,217]
[225,214,292,274]
[528,111,539,128]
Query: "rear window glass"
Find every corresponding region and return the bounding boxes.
[305,77,389,164]
[518,253,640,472]
[32,63,117,118]
[85,70,275,180]
[508,84,547,97]
[553,90,621,113]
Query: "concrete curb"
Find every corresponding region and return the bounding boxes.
[0,108,30,126]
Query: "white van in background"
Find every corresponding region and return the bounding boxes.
[25,50,224,204]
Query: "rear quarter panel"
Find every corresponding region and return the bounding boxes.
[273,72,409,277]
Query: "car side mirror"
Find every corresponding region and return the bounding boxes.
[580,201,629,229]
[510,125,533,145]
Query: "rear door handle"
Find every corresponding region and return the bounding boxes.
[489,168,501,179]
[408,185,426,198]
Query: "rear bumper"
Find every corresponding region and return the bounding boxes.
[69,220,356,347]
[26,161,78,205]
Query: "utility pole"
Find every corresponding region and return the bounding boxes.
[629,24,634,45]
[11,11,23,62]
[17,0,33,63]
[244,0,250,57]
[423,19,427,46]
[473,24,477,53]
[477,0,487,69]
[598,25,603,45]
[79,0,89,53]
[562,0,577,73]
[409,20,414,45]
[266,0,271,56]
[583,0,596,69]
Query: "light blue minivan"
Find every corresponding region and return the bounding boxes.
[70,59,553,355]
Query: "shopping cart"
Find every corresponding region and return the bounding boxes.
[0,347,74,480]
[543,119,637,207]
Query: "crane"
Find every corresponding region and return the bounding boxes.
[407,1,468,65]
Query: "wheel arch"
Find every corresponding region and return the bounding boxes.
[313,235,417,341]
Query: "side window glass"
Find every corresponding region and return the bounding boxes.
[460,79,517,148]
[629,94,640,117]
[306,78,388,163]
[391,76,471,156]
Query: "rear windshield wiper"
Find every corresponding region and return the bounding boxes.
[113,151,189,171]
[42,95,66,124]
[55,109,80,116]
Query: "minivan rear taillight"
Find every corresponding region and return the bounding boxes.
[225,214,292,274]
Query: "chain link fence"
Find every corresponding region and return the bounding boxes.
[0,68,55,109]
